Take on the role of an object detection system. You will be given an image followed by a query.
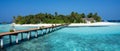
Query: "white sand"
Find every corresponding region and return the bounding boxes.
[69,22,118,26]
[14,22,118,27]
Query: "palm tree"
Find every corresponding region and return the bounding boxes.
[87,13,93,18]
[81,13,85,18]
[13,16,16,23]
[55,12,58,17]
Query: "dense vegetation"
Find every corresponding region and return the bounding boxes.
[13,12,101,24]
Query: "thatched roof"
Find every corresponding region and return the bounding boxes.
[82,18,94,21]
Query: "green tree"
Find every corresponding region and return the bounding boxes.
[14,12,102,24]
[93,13,101,22]
[87,13,93,18]
[13,16,16,23]
[55,12,58,17]
[81,13,85,18]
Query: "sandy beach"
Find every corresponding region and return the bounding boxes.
[69,22,118,26]
[14,22,118,27]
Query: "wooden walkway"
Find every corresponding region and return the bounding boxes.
[0,24,69,48]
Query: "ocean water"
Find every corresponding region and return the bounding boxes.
[0,24,37,33]
[0,23,120,51]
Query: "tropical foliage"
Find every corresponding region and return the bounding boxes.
[14,12,101,24]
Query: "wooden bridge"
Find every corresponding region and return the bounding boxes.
[0,24,69,48]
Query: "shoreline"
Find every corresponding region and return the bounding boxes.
[14,22,118,27]
[69,22,118,26]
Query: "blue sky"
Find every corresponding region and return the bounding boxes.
[0,0,120,22]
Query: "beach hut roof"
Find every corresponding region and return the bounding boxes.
[82,18,94,21]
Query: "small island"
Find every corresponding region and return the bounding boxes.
[13,12,101,24]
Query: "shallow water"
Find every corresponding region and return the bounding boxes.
[0,24,37,33]
[0,24,120,51]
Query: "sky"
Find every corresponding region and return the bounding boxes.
[0,0,120,22]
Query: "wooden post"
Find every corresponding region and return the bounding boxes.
[43,29,45,34]
[16,35,19,44]
[41,29,43,34]
[44,29,46,34]
[9,35,12,44]
[27,33,30,40]
[0,38,3,48]
[51,28,52,31]
[50,28,51,32]
[46,29,48,33]
[29,32,31,38]
[53,27,55,31]
[52,27,54,31]
[21,33,23,40]
[50,28,52,32]
[35,31,38,38]
[55,27,56,30]
[48,28,50,33]
[46,28,48,33]
[54,27,56,30]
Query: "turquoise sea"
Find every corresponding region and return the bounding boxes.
[0,23,120,51]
